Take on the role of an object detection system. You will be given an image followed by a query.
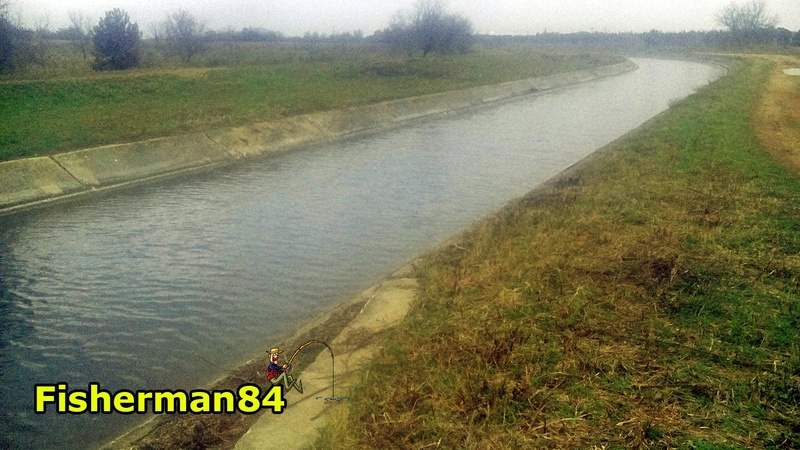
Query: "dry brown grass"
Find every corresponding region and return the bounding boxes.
[755,55,800,171]
[312,56,800,449]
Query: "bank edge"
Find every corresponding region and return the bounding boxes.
[0,61,637,216]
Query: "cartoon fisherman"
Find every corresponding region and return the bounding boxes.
[266,347,303,394]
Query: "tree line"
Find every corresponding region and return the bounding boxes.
[489,27,800,51]
[0,0,476,73]
[2,0,799,74]
[487,0,798,51]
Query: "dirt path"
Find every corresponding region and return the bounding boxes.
[755,54,800,171]
[234,264,419,450]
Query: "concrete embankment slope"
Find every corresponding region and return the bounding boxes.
[0,60,637,215]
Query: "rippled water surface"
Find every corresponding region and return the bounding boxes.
[0,59,724,449]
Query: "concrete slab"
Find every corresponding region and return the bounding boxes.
[0,157,86,209]
[592,60,639,78]
[51,133,230,187]
[234,267,418,450]
[304,105,391,138]
[205,116,330,159]
[783,68,800,76]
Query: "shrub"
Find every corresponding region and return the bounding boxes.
[0,2,36,74]
[91,8,141,71]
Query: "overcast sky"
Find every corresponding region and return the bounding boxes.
[11,0,800,37]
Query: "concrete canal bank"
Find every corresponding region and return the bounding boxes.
[0,60,636,215]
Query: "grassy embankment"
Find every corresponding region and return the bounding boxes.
[0,43,621,162]
[314,56,800,448]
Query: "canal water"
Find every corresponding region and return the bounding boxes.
[0,59,724,449]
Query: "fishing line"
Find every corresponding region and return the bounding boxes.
[192,352,252,384]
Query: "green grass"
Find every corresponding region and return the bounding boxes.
[0,42,622,162]
[312,57,800,449]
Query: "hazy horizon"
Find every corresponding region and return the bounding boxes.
[9,0,800,37]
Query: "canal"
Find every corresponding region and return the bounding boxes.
[0,58,724,449]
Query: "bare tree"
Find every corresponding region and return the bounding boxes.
[716,0,779,45]
[383,0,473,57]
[33,12,51,35]
[409,0,446,56]
[67,10,91,58]
[162,9,206,62]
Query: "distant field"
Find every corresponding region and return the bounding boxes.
[0,42,622,162]
[314,56,800,448]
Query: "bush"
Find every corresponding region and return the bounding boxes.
[0,2,36,74]
[91,8,141,71]
[0,16,19,71]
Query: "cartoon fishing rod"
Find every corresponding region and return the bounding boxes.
[266,340,347,401]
